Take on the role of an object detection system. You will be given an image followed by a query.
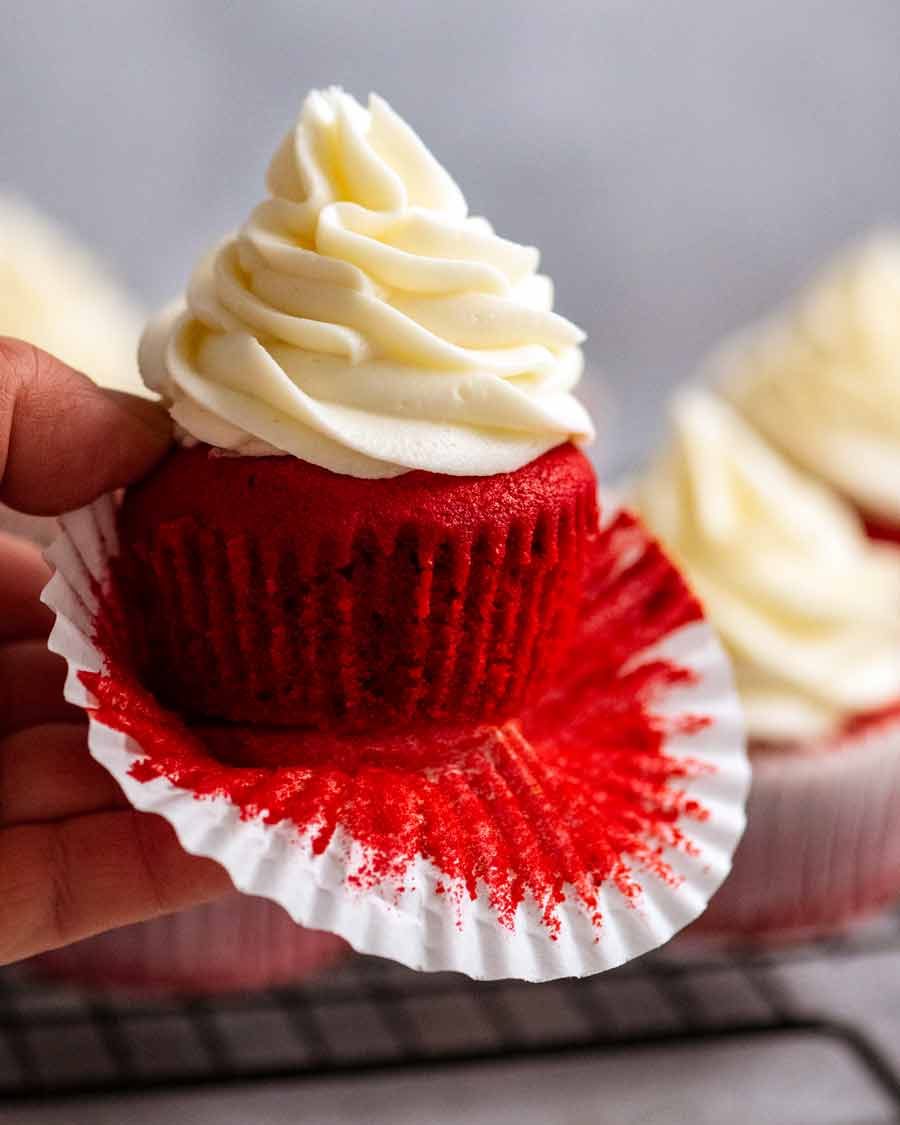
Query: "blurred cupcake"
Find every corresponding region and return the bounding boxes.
[0,195,147,544]
[719,234,900,543]
[0,194,145,394]
[635,390,900,938]
[28,899,347,995]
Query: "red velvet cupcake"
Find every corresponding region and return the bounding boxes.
[116,442,597,731]
[39,89,750,984]
[128,87,596,735]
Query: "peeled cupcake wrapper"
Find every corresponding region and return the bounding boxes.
[43,497,749,982]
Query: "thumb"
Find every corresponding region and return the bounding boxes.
[0,337,172,515]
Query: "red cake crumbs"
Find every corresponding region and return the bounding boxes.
[81,511,711,938]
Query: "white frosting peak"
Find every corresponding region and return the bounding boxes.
[140,88,593,477]
[636,390,900,741]
[720,233,900,520]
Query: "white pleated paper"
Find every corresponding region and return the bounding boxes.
[43,496,750,981]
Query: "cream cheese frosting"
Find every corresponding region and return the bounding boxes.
[140,87,594,478]
[0,195,145,395]
[635,390,900,742]
[719,234,900,521]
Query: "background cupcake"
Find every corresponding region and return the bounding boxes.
[0,194,145,396]
[30,899,348,994]
[717,234,900,543]
[634,389,900,938]
[0,195,147,546]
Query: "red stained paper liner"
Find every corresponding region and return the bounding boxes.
[43,500,748,981]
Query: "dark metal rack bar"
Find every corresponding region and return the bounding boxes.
[2,908,900,1108]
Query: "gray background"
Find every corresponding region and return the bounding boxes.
[3,0,900,472]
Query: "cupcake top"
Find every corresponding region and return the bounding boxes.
[0,194,145,394]
[140,87,594,478]
[718,234,900,521]
[635,390,900,742]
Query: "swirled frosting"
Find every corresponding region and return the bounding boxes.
[635,391,900,741]
[719,234,900,521]
[140,88,593,478]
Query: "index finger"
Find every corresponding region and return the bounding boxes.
[0,337,171,515]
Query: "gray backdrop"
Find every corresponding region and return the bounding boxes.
[3,0,899,473]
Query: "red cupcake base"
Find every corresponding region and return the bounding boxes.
[115,443,598,732]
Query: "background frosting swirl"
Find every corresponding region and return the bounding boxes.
[719,234,900,520]
[140,87,593,478]
[635,391,900,741]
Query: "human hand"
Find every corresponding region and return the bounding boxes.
[0,338,232,966]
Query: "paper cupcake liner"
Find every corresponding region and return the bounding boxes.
[26,896,348,993]
[43,500,748,982]
[691,715,900,940]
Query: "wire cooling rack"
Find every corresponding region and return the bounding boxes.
[3,909,900,1110]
